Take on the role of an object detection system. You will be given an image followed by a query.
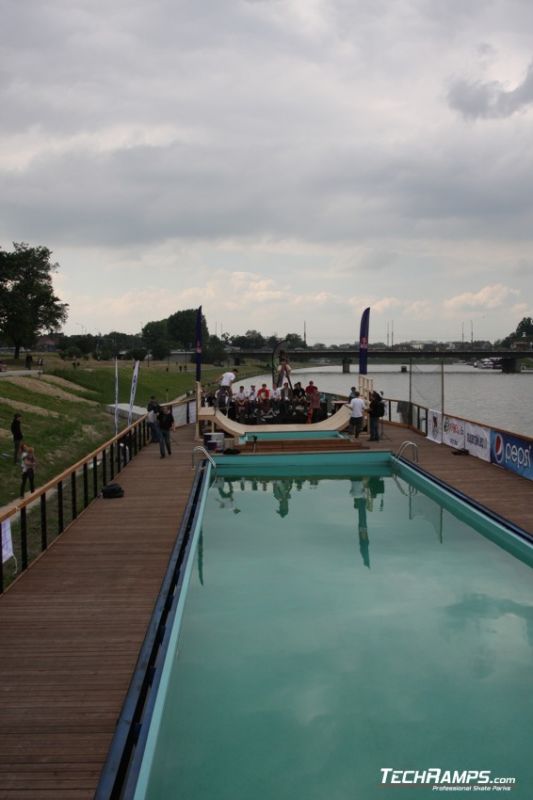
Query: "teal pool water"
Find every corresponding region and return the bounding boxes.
[240,430,345,442]
[133,459,533,799]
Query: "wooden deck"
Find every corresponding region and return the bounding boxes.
[0,425,197,800]
[376,423,533,533]
[0,422,531,799]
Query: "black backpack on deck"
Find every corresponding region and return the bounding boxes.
[101,482,124,499]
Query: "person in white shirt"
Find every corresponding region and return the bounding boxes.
[349,391,366,437]
[234,386,248,418]
[217,369,238,412]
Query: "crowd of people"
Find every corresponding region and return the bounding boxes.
[203,369,328,424]
[205,369,386,435]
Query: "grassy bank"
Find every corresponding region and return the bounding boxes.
[0,357,263,509]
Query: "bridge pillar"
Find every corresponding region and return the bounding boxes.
[501,357,520,374]
[342,357,351,374]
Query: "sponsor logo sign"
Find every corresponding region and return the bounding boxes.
[490,430,533,481]
[465,422,491,462]
[442,415,465,450]
[427,410,442,444]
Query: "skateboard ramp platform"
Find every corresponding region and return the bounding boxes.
[197,404,352,437]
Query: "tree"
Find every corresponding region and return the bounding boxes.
[230,330,266,349]
[284,332,307,349]
[167,308,209,348]
[141,320,171,360]
[0,243,68,358]
[204,335,227,365]
[498,317,533,348]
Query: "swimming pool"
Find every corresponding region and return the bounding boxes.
[239,430,347,443]
[115,453,533,799]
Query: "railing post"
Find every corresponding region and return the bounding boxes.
[83,463,89,508]
[71,472,78,520]
[93,456,98,499]
[20,507,28,571]
[103,447,107,486]
[40,494,48,550]
[110,443,115,480]
[57,481,64,534]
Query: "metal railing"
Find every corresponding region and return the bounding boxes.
[192,446,217,472]
[323,392,429,435]
[0,397,196,594]
[396,441,420,462]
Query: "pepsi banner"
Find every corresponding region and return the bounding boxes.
[358,307,370,375]
[490,430,533,481]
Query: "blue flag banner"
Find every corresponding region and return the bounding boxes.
[195,306,203,382]
[359,307,370,375]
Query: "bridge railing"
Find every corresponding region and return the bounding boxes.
[0,397,196,594]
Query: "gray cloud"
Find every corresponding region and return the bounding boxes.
[2,0,533,340]
[448,62,533,119]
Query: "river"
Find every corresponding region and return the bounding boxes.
[244,364,533,438]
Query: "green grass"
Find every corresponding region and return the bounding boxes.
[0,358,263,509]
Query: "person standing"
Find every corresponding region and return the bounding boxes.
[20,446,36,497]
[349,391,366,437]
[11,413,23,464]
[305,381,321,423]
[158,405,175,458]
[147,395,161,413]
[146,407,160,443]
[368,391,384,441]
[217,368,238,412]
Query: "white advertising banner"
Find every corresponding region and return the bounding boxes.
[465,421,491,462]
[2,519,14,564]
[114,358,120,435]
[127,360,140,427]
[442,415,466,450]
[427,410,442,444]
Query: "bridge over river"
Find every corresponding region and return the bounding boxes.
[228,347,533,373]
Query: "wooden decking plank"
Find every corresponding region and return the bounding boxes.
[0,426,197,799]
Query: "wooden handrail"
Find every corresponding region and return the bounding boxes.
[0,396,195,524]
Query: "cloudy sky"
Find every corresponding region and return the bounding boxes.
[2,0,533,344]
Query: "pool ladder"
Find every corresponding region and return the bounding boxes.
[192,446,217,473]
[396,440,419,463]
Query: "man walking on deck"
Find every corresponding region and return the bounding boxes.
[349,391,366,438]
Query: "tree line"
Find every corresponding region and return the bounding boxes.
[1,243,531,362]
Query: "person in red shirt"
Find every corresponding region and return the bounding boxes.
[305,381,321,423]
[256,383,271,414]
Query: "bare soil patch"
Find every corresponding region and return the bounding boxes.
[0,397,60,417]
[40,374,98,395]
[5,377,96,405]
